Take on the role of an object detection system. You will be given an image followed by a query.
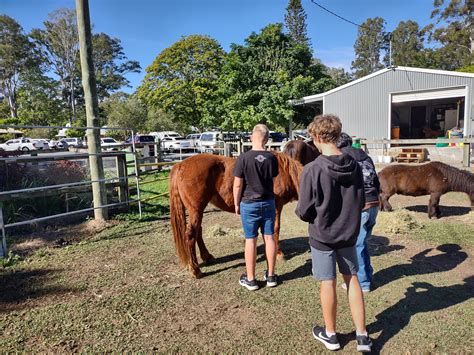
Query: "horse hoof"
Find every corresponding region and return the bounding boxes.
[192,269,203,279]
[201,254,215,266]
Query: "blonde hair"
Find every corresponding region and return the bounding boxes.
[252,124,270,141]
[308,114,342,143]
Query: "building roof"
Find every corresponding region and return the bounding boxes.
[291,66,474,105]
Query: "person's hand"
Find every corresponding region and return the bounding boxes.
[235,205,240,216]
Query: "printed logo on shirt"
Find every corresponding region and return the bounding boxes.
[255,154,266,163]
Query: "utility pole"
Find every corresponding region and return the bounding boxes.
[76,0,108,220]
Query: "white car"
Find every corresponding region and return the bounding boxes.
[0,138,38,151]
[150,131,182,140]
[60,137,84,148]
[160,136,192,153]
[186,133,202,148]
[101,137,121,151]
[31,139,49,150]
[48,139,68,150]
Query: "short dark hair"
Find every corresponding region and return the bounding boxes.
[336,132,353,148]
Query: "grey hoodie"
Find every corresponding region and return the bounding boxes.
[295,154,365,251]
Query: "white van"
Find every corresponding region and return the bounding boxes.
[149,131,182,140]
[199,131,223,153]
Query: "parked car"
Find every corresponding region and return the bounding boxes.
[0,138,38,151]
[149,131,182,140]
[199,131,223,153]
[185,133,202,148]
[31,139,49,150]
[125,134,156,144]
[268,131,287,142]
[100,137,120,151]
[48,139,68,150]
[161,136,192,153]
[60,137,83,148]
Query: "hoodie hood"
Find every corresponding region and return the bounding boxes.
[318,154,359,184]
[341,146,369,162]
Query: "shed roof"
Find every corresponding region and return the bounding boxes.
[291,66,474,105]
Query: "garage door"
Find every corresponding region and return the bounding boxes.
[391,86,466,103]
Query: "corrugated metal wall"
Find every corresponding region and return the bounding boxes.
[323,69,474,139]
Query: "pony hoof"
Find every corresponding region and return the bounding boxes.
[277,252,287,262]
[191,269,203,279]
[201,254,215,266]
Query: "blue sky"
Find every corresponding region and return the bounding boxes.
[2,0,435,93]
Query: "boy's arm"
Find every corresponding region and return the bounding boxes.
[295,167,317,222]
[233,177,243,215]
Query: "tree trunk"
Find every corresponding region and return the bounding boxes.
[76,0,109,220]
[4,81,18,119]
[70,77,77,122]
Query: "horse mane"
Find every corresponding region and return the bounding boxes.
[274,151,303,193]
[431,162,474,194]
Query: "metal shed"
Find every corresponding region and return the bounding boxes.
[291,66,474,140]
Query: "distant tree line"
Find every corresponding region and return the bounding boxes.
[1,0,472,136]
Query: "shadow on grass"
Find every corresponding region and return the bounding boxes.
[369,235,405,257]
[0,268,76,313]
[406,205,472,217]
[201,237,310,278]
[368,276,474,353]
[373,244,467,289]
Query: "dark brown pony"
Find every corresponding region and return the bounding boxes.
[283,140,320,165]
[170,152,302,278]
[379,162,474,218]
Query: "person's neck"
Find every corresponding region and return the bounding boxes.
[319,143,342,156]
[252,142,266,151]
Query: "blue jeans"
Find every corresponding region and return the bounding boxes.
[240,199,276,238]
[356,206,379,290]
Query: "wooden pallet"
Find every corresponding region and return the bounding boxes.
[396,148,426,163]
[396,157,424,163]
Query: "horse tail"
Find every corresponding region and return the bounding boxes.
[169,163,189,266]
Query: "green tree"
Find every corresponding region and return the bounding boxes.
[30,8,80,123]
[426,0,473,69]
[92,33,141,101]
[326,66,353,86]
[352,17,388,78]
[216,24,332,131]
[387,20,427,67]
[0,15,37,119]
[138,35,225,129]
[284,0,310,46]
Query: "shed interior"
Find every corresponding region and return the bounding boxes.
[391,96,465,139]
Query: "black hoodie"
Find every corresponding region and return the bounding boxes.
[295,154,365,251]
[340,146,380,204]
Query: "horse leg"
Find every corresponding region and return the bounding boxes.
[380,192,393,212]
[428,192,442,219]
[274,205,285,261]
[197,225,215,265]
[185,211,203,278]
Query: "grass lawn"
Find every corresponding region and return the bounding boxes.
[0,175,473,352]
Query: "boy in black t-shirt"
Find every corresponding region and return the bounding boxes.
[233,124,279,291]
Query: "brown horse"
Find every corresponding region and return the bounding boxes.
[283,139,320,165]
[379,162,474,218]
[170,152,303,278]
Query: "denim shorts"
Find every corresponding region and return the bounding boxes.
[240,199,276,239]
[311,246,358,281]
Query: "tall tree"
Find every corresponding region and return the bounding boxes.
[386,20,426,67]
[138,35,225,129]
[215,24,332,131]
[92,33,141,101]
[0,15,36,119]
[351,17,388,78]
[426,0,473,69]
[326,66,353,86]
[31,8,80,123]
[284,0,310,46]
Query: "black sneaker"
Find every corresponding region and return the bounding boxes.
[356,334,373,352]
[312,325,340,351]
[264,270,278,287]
[239,274,259,291]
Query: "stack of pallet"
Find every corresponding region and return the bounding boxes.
[395,148,426,163]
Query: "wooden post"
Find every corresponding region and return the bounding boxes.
[462,143,471,168]
[0,203,7,258]
[76,0,108,220]
[116,154,129,205]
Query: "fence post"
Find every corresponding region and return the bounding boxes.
[462,143,471,168]
[116,154,129,205]
[0,203,7,258]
